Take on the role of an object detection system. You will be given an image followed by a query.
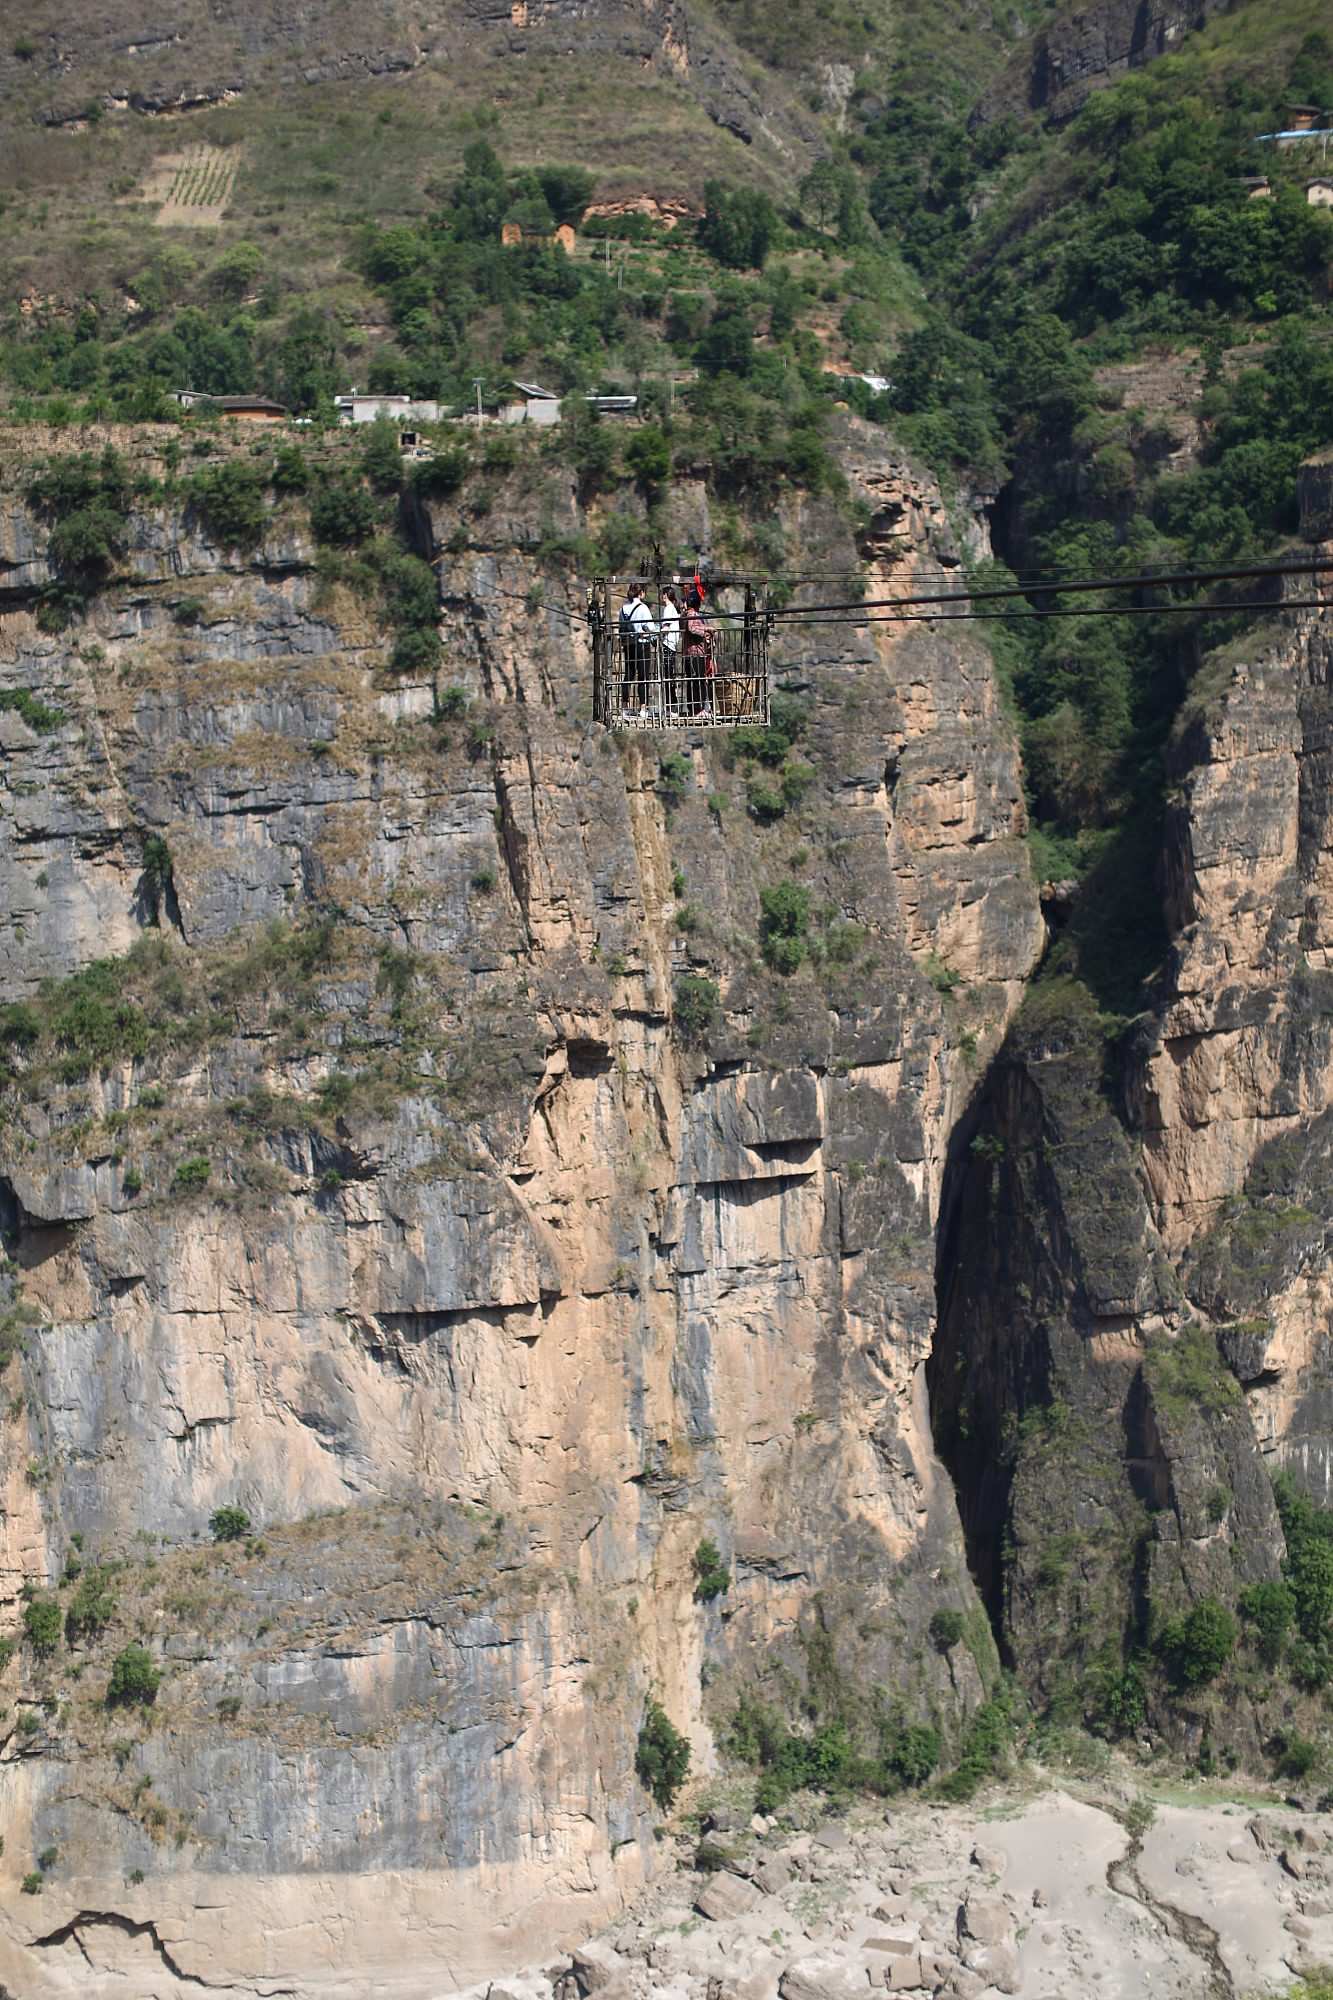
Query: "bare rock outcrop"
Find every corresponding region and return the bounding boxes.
[0,420,1041,1993]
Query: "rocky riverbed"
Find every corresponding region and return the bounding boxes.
[481,1783,1333,2000]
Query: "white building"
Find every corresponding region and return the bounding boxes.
[335,392,442,426]
[497,381,562,426]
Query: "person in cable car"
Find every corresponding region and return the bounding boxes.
[618,579,657,713]
[659,583,682,719]
[682,583,714,719]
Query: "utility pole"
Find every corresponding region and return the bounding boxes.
[472,377,484,424]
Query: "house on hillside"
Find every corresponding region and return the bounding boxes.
[171,392,289,422]
[335,392,442,426]
[498,381,562,426]
[499,222,576,253]
[1256,105,1333,155]
[583,393,638,418]
[1236,173,1333,206]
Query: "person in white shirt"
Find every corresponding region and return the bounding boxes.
[619,580,657,711]
[659,585,682,716]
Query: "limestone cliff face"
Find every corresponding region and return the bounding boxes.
[974,0,1224,126]
[932,575,1333,1756]
[0,420,1040,1994]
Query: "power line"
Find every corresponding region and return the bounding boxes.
[773,596,1329,627]
[767,557,1333,620]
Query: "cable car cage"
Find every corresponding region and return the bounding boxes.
[588,567,771,731]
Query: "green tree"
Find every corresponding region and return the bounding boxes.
[107,1644,162,1705]
[698,183,777,270]
[309,477,376,545]
[1157,1598,1236,1690]
[536,165,594,228]
[23,1597,61,1657]
[65,1567,117,1643]
[274,305,338,415]
[759,880,811,974]
[624,424,670,489]
[929,1609,965,1651]
[361,417,405,493]
[1239,1579,1295,1666]
[636,1698,690,1811]
[674,975,720,1043]
[209,1506,252,1543]
[692,1538,730,1603]
[208,242,264,301]
[188,460,267,550]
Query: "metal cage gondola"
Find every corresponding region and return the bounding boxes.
[588,564,771,730]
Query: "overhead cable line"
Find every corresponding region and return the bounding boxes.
[766,556,1333,620]
[772,597,1330,626]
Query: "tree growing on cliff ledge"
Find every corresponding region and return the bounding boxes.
[635,1698,690,1812]
[107,1644,162,1706]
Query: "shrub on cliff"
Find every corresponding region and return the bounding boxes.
[636,1698,690,1812]
[929,1609,965,1652]
[1275,1474,1333,1652]
[673,975,719,1043]
[1156,1597,1237,1690]
[692,1538,730,1603]
[107,1644,162,1706]
[45,957,151,1078]
[209,1506,251,1543]
[1083,1655,1146,1739]
[28,449,132,579]
[1239,1579,1295,1667]
[309,476,377,546]
[22,1597,61,1658]
[187,460,267,550]
[361,417,406,493]
[0,689,65,734]
[65,1567,117,1644]
[936,1683,1014,1801]
[171,1155,211,1193]
[759,880,811,974]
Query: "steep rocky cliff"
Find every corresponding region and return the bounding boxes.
[3,0,792,155]
[973,0,1227,126]
[0,419,1041,1994]
[932,562,1333,1764]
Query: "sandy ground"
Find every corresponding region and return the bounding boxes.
[466,1783,1333,2000]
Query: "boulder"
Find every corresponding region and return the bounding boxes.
[938,1973,987,2000]
[962,1940,1021,1994]
[696,1872,759,1922]
[883,1954,926,1991]
[778,1953,872,2000]
[755,1856,794,1896]
[971,1843,1006,1875]
[958,1897,1013,1949]
[571,1942,628,1994]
